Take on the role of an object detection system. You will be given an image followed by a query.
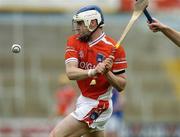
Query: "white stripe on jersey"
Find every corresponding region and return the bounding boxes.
[65,49,77,53]
[65,57,78,64]
[101,37,114,46]
[89,33,105,47]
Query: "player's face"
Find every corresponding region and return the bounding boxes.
[73,21,90,36]
[73,20,92,42]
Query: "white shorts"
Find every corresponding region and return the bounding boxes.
[71,95,113,131]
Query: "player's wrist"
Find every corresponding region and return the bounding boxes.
[104,70,111,76]
[160,23,168,32]
[88,69,96,77]
[104,69,110,74]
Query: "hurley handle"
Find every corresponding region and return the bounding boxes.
[143,8,153,23]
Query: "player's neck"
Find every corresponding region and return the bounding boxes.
[90,29,103,42]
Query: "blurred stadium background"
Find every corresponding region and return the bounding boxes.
[0,0,179,136]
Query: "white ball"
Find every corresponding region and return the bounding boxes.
[11,44,21,53]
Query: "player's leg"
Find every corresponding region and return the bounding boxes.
[49,114,90,137]
[83,130,105,137]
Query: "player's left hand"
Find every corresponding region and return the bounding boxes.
[103,55,114,73]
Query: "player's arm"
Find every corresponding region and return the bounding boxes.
[161,26,180,47]
[148,18,180,47]
[103,55,127,92]
[66,61,107,80]
[105,71,127,92]
[65,38,94,80]
[66,61,89,80]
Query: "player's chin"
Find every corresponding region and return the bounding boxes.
[80,32,89,37]
[78,34,91,42]
[79,33,85,38]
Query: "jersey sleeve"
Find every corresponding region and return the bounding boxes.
[112,46,127,74]
[65,36,78,64]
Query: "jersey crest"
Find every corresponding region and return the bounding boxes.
[96,53,105,63]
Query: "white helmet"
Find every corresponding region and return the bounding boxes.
[73,5,104,32]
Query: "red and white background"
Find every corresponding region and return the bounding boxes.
[0,0,179,13]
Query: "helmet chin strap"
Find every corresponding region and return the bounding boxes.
[79,22,103,42]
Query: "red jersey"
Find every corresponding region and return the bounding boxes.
[65,33,127,99]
